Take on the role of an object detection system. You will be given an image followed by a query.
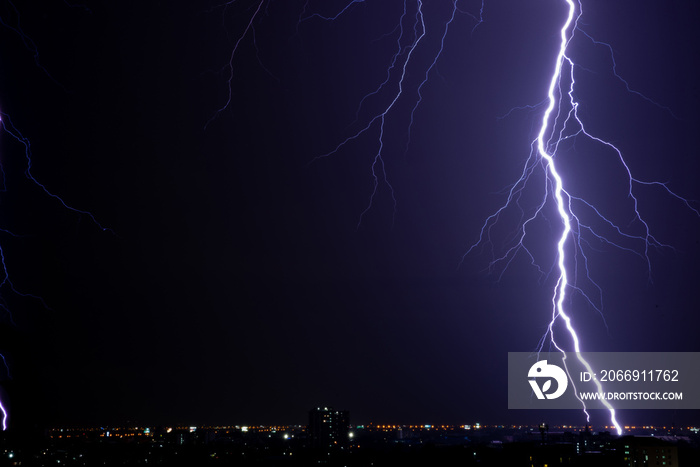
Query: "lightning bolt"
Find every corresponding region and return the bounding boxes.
[0,4,109,431]
[205,0,267,129]
[306,1,470,228]
[532,1,623,432]
[465,1,696,435]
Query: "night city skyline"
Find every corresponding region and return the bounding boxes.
[0,0,698,436]
[11,418,700,466]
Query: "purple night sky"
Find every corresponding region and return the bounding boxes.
[0,0,698,430]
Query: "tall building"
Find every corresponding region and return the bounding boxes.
[308,407,349,451]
